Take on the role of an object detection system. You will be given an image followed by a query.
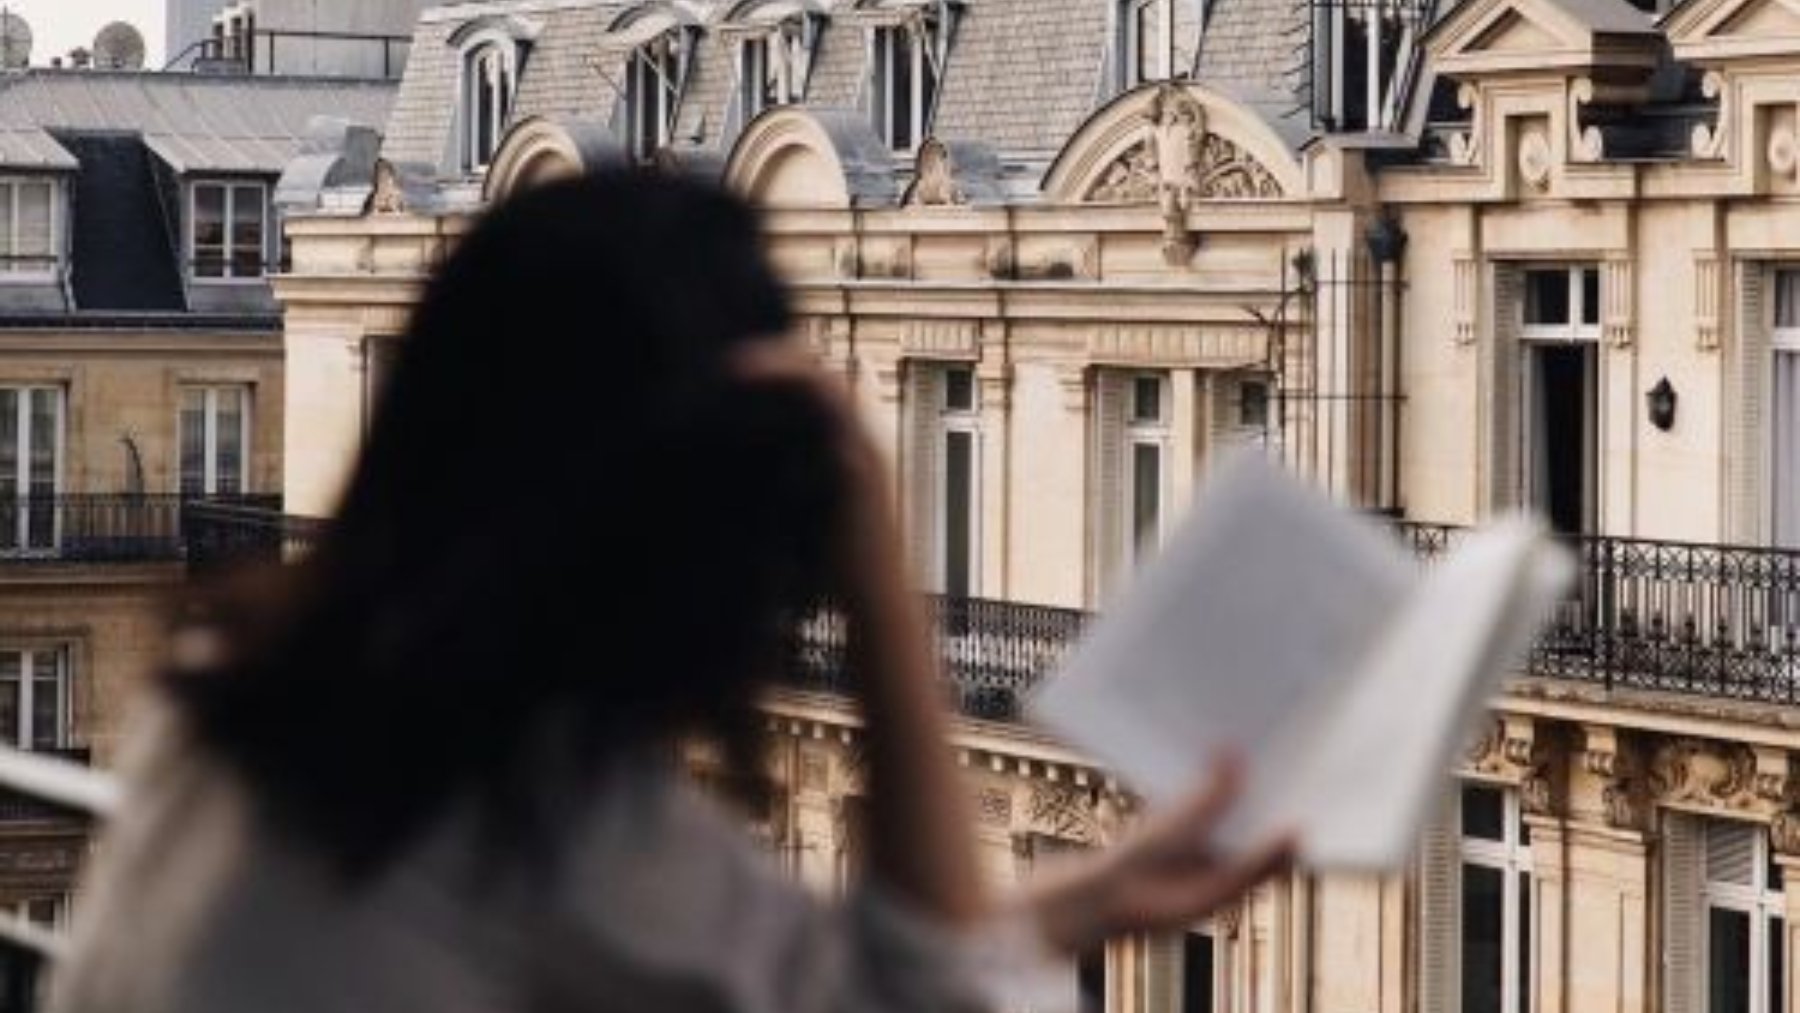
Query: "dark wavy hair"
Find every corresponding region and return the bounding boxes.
[166,171,842,882]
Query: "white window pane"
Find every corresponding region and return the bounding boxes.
[30,650,60,751]
[1523,270,1571,326]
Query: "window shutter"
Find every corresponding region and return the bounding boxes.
[1704,818,1756,886]
[1144,931,1182,1013]
[904,362,941,589]
[1091,369,1129,605]
[1663,810,1704,1013]
[1418,791,1461,1013]
[1730,263,1769,544]
[1488,263,1522,514]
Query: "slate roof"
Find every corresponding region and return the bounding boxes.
[0,70,398,174]
[383,0,1299,178]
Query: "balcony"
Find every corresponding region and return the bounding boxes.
[179,507,1800,715]
[0,496,282,566]
[0,749,90,824]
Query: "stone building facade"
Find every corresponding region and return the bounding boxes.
[271,0,1800,1010]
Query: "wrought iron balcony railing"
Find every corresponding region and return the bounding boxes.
[0,495,281,565]
[0,748,93,823]
[176,505,1800,713]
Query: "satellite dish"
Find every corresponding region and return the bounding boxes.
[93,22,147,71]
[0,12,32,70]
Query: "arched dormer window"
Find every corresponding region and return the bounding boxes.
[599,4,703,163]
[848,0,958,153]
[448,17,539,174]
[724,0,823,127]
[466,43,516,172]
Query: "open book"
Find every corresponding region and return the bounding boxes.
[1027,453,1575,870]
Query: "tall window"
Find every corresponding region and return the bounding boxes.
[1182,928,1224,1012]
[906,363,980,596]
[0,648,69,753]
[1772,271,1800,548]
[180,386,250,498]
[1127,373,1170,568]
[740,16,812,123]
[1122,0,1175,87]
[1458,784,1534,1013]
[1520,266,1600,535]
[0,387,60,554]
[0,178,57,277]
[1689,819,1786,1013]
[871,20,940,151]
[627,31,689,161]
[463,42,517,172]
[191,182,267,280]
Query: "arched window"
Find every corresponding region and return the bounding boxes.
[462,41,517,172]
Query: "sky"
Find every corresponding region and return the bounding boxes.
[0,0,167,68]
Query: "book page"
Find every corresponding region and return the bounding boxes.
[1027,452,1414,810]
[1223,521,1573,868]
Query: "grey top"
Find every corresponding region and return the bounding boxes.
[49,705,1047,1013]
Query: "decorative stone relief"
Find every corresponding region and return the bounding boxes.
[1517,121,1554,192]
[1015,241,1098,281]
[1602,257,1634,348]
[1769,106,1800,181]
[1086,323,1266,366]
[1583,725,1644,831]
[1450,84,1484,166]
[982,237,1016,280]
[900,319,980,358]
[976,786,1014,828]
[1082,84,1282,264]
[905,138,964,206]
[832,239,861,279]
[799,748,830,793]
[1692,71,1730,160]
[1695,252,1722,351]
[1567,79,1605,163]
[1027,783,1099,844]
[1462,716,1557,816]
[862,240,912,280]
[1453,253,1479,346]
[1649,739,1791,814]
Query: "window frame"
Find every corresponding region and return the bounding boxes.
[935,364,980,598]
[626,27,693,162]
[738,13,814,124]
[178,385,252,498]
[1770,269,1800,548]
[1519,265,1602,343]
[1456,783,1535,1013]
[870,18,939,153]
[0,386,64,556]
[460,38,519,174]
[1699,819,1785,1013]
[1121,0,1175,88]
[0,646,71,753]
[1124,372,1171,569]
[0,176,61,282]
[187,180,269,284]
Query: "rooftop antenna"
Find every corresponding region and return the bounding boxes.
[0,8,32,70]
[92,22,147,71]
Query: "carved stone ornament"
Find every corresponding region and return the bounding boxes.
[1449,83,1483,166]
[1463,717,1558,816]
[1772,810,1800,858]
[1691,71,1729,159]
[1082,84,1282,265]
[1517,124,1553,191]
[1651,738,1772,812]
[905,138,964,206]
[1584,726,1644,831]
[1027,783,1099,844]
[369,159,407,215]
[976,786,1014,828]
[1769,106,1800,182]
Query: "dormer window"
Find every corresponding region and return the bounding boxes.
[190,181,267,281]
[871,17,942,152]
[462,41,517,172]
[1313,0,1425,133]
[0,178,59,279]
[1122,0,1174,87]
[626,29,692,161]
[738,12,816,124]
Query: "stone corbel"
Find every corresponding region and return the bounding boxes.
[1463,715,1556,814]
[1583,725,1644,831]
[1602,256,1634,348]
[1449,84,1484,167]
[1694,252,1722,352]
[1453,253,1479,347]
[1691,71,1730,160]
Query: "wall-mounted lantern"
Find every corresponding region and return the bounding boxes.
[1647,377,1677,432]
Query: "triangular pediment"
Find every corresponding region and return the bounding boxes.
[1426,0,1660,76]
[1666,0,1800,61]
